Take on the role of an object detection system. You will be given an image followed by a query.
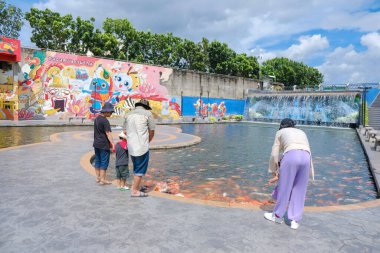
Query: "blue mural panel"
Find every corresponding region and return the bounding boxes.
[182,96,245,117]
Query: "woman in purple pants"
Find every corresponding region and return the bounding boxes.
[264,118,314,230]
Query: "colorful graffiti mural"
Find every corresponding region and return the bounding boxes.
[0,37,21,62]
[15,50,180,120]
[182,96,245,117]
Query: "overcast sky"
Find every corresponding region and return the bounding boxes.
[8,0,380,84]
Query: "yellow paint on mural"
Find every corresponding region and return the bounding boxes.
[44,108,60,115]
[62,67,76,79]
[148,100,180,120]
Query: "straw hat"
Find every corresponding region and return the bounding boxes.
[135,99,152,110]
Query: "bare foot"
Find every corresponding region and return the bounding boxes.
[99,180,112,185]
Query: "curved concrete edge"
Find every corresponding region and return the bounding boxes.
[151,135,202,149]
[80,150,380,212]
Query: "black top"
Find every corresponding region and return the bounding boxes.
[115,142,129,166]
[93,115,112,150]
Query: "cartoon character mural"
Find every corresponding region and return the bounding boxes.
[15,50,179,120]
[83,64,119,113]
[113,66,136,97]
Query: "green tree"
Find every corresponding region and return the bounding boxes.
[67,16,96,54]
[102,18,138,60]
[208,41,236,75]
[230,54,259,78]
[0,0,23,39]
[176,39,208,71]
[25,8,73,50]
[91,29,119,58]
[261,57,324,88]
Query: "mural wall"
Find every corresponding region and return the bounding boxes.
[182,96,245,117]
[16,50,180,120]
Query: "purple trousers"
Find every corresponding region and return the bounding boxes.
[273,149,310,222]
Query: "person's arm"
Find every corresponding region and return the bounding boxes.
[147,113,156,143]
[149,130,155,143]
[106,131,115,150]
[268,131,281,174]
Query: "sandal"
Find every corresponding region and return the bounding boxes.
[131,191,148,197]
[96,178,100,183]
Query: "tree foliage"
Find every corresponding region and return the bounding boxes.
[0,0,23,39]
[25,8,73,50]
[25,7,324,84]
[261,57,324,88]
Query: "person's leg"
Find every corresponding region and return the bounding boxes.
[94,148,101,183]
[99,169,110,184]
[131,152,149,196]
[115,166,122,188]
[120,165,128,188]
[132,175,143,194]
[121,179,126,188]
[99,149,111,184]
[95,170,101,182]
[273,151,299,218]
[287,151,310,222]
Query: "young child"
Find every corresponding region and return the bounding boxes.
[114,131,130,191]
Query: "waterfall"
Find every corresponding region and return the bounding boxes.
[244,92,361,127]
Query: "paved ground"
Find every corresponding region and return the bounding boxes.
[357,128,380,192]
[1,123,380,252]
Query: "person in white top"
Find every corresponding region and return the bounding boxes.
[124,99,155,197]
[264,118,314,230]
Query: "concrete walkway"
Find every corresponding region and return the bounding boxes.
[1,127,380,252]
[357,128,380,194]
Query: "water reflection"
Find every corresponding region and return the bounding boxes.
[0,126,92,148]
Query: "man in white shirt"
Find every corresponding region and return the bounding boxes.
[124,99,155,197]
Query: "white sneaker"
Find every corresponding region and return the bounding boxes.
[264,212,283,224]
[122,186,130,190]
[290,220,300,230]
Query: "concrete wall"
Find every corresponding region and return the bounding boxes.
[162,69,260,99]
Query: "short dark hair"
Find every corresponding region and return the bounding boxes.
[279,118,295,130]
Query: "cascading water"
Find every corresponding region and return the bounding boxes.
[244,91,361,127]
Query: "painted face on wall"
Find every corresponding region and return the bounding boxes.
[45,87,72,112]
[113,73,133,94]
[90,78,110,94]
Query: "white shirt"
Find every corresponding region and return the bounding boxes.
[125,106,155,157]
[268,127,315,180]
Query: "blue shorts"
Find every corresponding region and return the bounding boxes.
[131,151,149,176]
[94,148,110,170]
